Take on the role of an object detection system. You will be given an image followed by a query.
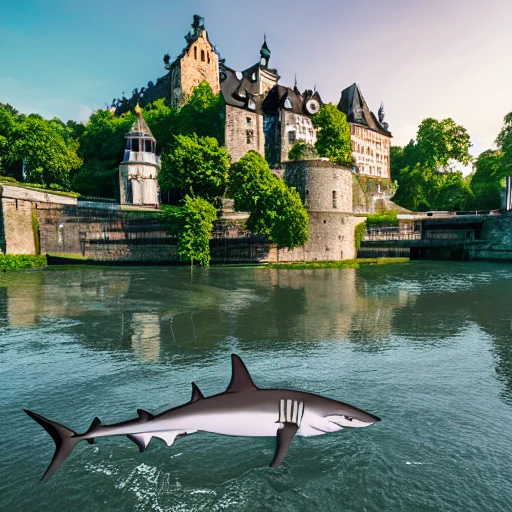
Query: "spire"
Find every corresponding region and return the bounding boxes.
[260,35,271,68]
[294,74,298,89]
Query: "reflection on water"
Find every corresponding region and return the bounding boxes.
[1,263,512,511]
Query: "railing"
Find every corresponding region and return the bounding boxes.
[364,227,421,241]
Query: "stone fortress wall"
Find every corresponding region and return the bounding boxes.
[224,106,265,163]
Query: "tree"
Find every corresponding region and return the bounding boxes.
[143,98,177,153]
[159,133,230,204]
[495,112,512,177]
[72,109,133,198]
[288,141,318,161]
[228,151,308,249]
[160,195,218,266]
[9,115,82,189]
[311,103,353,167]
[175,82,225,144]
[470,150,506,209]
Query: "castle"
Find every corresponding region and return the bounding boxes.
[113,15,392,179]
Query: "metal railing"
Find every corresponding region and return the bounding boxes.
[364,227,421,241]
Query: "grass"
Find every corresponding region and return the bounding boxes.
[0,254,47,271]
[263,257,410,269]
[46,252,91,261]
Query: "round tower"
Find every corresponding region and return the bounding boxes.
[119,105,161,207]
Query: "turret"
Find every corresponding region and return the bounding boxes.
[119,105,161,207]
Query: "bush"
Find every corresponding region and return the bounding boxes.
[0,254,47,271]
[365,211,399,228]
[354,221,366,251]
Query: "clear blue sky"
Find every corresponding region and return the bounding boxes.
[2,0,511,157]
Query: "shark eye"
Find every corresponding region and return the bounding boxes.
[345,416,353,422]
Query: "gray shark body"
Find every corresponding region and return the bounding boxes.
[25,354,380,481]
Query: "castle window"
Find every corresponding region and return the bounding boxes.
[194,47,197,59]
[246,129,254,144]
[247,98,256,110]
[288,130,296,144]
[284,97,293,109]
[246,117,252,125]
[125,138,131,150]
[207,52,210,63]
[201,50,205,62]
[131,139,139,152]
[332,191,337,209]
[144,140,152,152]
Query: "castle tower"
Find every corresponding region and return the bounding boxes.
[119,105,161,207]
[164,15,220,107]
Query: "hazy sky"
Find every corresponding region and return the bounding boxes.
[2,0,511,156]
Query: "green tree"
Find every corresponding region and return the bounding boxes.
[311,103,353,167]
[470,150,506,209]
[160,195,218,266]
[73,109,133,198]
[159,133,230,204]
[288,141,318,161]
[143,98,177,152]
[495,112,512,177]
[228,151,308,249]
[176,82,225,144]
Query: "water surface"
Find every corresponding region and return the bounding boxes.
[1,262,511,511]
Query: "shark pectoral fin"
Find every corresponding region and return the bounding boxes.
[269,423,299,469]
[127,433,153,453]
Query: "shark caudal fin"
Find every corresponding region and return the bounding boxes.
[24,409,82,482]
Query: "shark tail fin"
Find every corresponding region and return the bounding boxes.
[24,409,82,483]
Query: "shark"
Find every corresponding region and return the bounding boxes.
[25,354,380,482]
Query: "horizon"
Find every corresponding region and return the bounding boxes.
[2,0,511,158]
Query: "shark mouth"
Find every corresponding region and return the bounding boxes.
[325,415,378,428]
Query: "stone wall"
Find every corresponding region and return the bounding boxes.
[469,213,512,261]
[352,175,403,214]
[0,185,78,255]
[225,106,265,162]
[284,160,353,213]
[350,124,391,179]
[278,213,366,261]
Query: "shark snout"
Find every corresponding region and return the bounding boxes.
[326,409,381,428]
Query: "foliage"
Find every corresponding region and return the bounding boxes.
[354,221,366,251]
[142,98,177,152]
[469,150,506,209]
[390,117,473,211]
[159,133,229,204]
[72,109,133,198]
[495,112,512,181]
[288,141,318,161]
[365,211,399,228]
[160,195,218,266]
[32,211,40,255]
[311,103,353,167]
[0,254,47,271]
[227,151,308,249]
[264,257,410,269]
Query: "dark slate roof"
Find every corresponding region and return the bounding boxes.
[262,85,323,116]
[338,83,391,137]
[220,64,275,113]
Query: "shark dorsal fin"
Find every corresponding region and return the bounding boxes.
[137,409,154,421]
[190,382,204,402]
[225,354,258,393]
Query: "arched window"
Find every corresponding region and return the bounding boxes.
[207,52,210,63]
[247,98,256,110]
[284,97,293,109]
[194,47,197,59]
[201,50,205,62]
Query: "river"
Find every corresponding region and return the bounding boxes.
[1,261,511,511]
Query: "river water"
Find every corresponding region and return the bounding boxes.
[1,262,511,511]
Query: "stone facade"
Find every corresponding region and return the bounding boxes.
[166,18,220,107]
[285,160,353,213]
[350,124,391,178]
[224,105,265,162]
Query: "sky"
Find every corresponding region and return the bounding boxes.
[2,0,512,158]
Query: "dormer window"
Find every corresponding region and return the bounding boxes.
[284,97,293,109]
[235,71,243,80]
[248,98,256,110]
[251,72,256,81]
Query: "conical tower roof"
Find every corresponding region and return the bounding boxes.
[126,105,155,139]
